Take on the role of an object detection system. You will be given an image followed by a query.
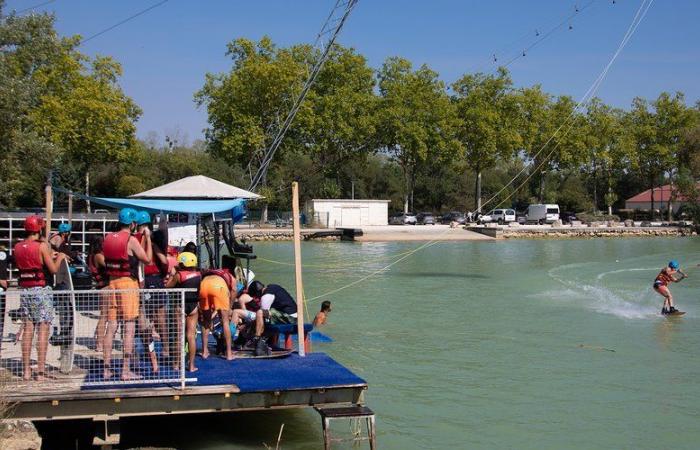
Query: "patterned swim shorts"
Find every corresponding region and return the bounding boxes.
[20,286,54,323]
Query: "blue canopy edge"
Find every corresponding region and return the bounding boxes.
[54,186,247,215]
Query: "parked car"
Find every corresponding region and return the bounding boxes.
[560,211,578,224]
[526,204,560,224]
[416,212,436,225]
[483,208,516,224]
[440,211,466,225]
[516,212,527,224]
[390,212,418,225]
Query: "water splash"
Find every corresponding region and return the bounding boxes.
[545,263,660,319]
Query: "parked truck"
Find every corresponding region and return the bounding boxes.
[526,204,560,224]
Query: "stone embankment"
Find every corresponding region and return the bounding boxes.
[501,227,694,239]
[237,229,339,241]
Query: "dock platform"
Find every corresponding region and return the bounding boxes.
[4,352,367,421]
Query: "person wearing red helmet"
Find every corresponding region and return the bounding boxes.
[13,215,67,380]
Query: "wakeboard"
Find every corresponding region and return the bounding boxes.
[232,349,292,359]
[53,258,76,373]
[665,311,686,317]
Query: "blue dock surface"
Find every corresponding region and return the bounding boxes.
[82,352,365,393]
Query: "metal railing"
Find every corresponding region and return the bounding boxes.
[0,287,196,390]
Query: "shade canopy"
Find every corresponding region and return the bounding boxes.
[131,175,260,200]
[53,186,246,214]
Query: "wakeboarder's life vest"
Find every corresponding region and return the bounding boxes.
[13,239,48,288]
[655,269,674,287]
[177,268,201,303]
[103,230,138,279]
[88,253,108,289]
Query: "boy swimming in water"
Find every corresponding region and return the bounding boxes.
[653,260,686,315]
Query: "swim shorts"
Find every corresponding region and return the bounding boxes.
[20,286,54,323]
[107,277,140,321]
[199,275,231,311]
[143,275,167,311]
[184,300,198,316]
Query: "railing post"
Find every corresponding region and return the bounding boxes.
[180,289,186,390]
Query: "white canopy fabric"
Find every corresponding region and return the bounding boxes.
[130,175,261,200]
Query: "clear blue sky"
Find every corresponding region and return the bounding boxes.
[7,0,700,144]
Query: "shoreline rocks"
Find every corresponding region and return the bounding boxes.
[501,227,694,239]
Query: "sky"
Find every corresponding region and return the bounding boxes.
[6,0,700,145]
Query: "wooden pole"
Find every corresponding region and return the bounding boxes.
[292,182,306,356]
[44,175,53,241]
[67,193,73,223]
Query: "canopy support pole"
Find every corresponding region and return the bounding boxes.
[292,182,306,356]
[45,173,53,240]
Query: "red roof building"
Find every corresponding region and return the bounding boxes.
[625,182,700,212]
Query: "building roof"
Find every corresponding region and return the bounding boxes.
[626,182,700,203]
[131,175,261,200]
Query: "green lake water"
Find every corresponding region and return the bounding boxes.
[47,237,700,449]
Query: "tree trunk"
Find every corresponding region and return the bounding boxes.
[261,204,268,224]
[539,171,545,203]
[592,159,598,213]
[474,170,482,213]
[668,173,674,221]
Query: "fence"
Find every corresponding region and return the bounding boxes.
[0,287,196,390]
[0,214,119,281]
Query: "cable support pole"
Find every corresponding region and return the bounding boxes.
[248,0,359,192]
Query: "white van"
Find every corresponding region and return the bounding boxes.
[527,204,560,224]
[481,208,516,224]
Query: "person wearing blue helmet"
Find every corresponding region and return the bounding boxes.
[653,260,686,315]
[49,222,72,254]
[102,207,152,380]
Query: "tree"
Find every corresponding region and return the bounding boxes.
[377,57,460,213]
[0,3,141,207]
[451,68,521,212]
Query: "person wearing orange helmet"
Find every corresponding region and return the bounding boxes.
[13,215,67,380]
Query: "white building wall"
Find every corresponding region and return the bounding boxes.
[310,200,389,227]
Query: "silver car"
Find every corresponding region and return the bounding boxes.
[390,212,418,225]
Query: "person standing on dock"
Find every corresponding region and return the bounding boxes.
[49,223,72,255]
[102,208,152,381]
[198,268,236,360]
[135,211,171,363]
[653,260,686,315]
[165,252,201,372]
[14,215,67,380]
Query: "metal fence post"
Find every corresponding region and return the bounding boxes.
[180,290,186,390]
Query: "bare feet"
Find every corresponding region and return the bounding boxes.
[103,369,113,380]
[34,371,46,382]
[121,370,142,381]
[23,369,32,381]
[188,366,198,373]
[226,351,235,361]
[200,349,210,359]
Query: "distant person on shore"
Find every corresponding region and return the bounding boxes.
[102,208,152,381]
[653,260,686,315]
[14,215,67,380]
[313,301,332,326]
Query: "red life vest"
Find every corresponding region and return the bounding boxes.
[176,268,201,304]
[203,268,234,290]
[13,239,48,288]
[103,230,137,279]
[88,253,108,289]
[137,233,165,277]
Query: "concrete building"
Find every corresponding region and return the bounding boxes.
[307,199,390,227]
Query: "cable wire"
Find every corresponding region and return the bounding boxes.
[15,0,55,14]
[80,0,169,45]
